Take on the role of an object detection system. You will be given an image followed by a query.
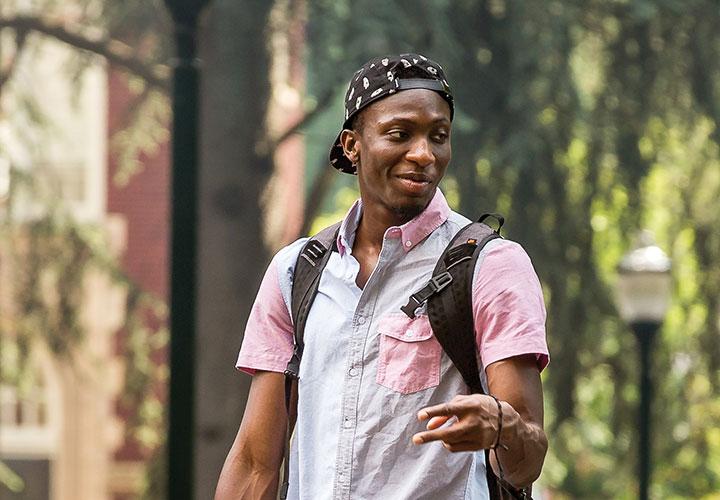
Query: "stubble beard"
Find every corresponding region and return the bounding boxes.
[389,201,424,223]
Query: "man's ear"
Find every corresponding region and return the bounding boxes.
[340,129,360,165]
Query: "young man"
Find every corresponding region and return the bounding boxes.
[215,54,549,500]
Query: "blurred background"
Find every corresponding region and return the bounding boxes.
[1,0,719,498]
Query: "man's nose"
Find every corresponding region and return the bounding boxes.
[405,137,434,166]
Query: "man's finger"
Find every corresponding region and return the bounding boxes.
[417,401,459,421]
[412,422,469,445]
[442,440,480,453]
[425,415,451,430]
[418,395,482,421]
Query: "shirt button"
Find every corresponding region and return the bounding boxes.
[344,418,353,428]
[349,367,358,377]
[404,240,412,247]
[357,316,366,325]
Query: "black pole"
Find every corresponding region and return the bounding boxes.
[163,2,208,498]
[632,321,659,500]
[168,21,198,500]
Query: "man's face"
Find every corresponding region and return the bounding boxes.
[342,89,452,222]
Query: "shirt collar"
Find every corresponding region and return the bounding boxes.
[336,188,450,255]
[337,200,363,257]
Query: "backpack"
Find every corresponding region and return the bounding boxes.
[280,214,530,500]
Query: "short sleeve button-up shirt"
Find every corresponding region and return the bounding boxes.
[237,189,549,500]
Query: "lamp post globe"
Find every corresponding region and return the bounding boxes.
[616,230,672,325]
[615,230,672,500]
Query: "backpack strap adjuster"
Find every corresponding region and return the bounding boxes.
[300,240,328,267]
[284,347,302,379]
[400,271,453,318]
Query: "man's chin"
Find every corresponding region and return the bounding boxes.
[379,188,436,223]
[388,193,434,222]
[390,204,424,222]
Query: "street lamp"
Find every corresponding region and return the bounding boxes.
[615,230,672,500]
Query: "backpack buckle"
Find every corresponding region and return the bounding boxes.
[429,271,453,292]
[400,271,453,318]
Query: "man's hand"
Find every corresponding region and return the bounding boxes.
[412,394,507,452]
[412,354,548,488]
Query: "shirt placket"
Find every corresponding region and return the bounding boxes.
[332,238,397,500]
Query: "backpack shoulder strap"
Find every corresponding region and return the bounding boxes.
[422,214,530,500]
[285,221,342,378]
[280,221,341,499]
[424,217,502,393]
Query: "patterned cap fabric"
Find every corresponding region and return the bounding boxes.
[329,53,454,175]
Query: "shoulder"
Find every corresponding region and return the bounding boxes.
[428,209,471,243]
[269,237,310,309]
[446,209,471,230]
[471,238,549,370]
[475,238,539,284]
[436,210,536,276]
[272,237,309,275]
[471,237,546,328]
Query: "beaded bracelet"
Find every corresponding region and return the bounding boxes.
[489,396,532,499]
[488,394,509,482]
[489,394,509,451]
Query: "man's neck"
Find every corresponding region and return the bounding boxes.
[354,195,433,251]
[349,196,433,289]
[350,206,406,289]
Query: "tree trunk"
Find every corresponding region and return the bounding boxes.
[195,1,274,496]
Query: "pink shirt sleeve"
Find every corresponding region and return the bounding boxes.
[236,258,294,375]
[473,241,549,371]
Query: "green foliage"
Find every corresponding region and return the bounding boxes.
[139,443,167,500]
[0,161,168,426]
[119,287,168,452]
[308,184,358,234]
[111,85,171,186]
[305,0,720,496]
[1,169,94,378]
[0,0,171,493]
[0,461,23,494]
[4,0,720,496]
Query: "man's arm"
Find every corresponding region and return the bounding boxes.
[215,371,288,500]
[412,354,547,488]
[485,354,547,486]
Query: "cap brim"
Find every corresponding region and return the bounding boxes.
[328,130,357,174]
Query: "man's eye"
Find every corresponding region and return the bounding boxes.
[432,132,449,143]
[388,130,408,139]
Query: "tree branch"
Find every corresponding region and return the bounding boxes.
[0,15,170,92]
[0,27,28,93]
[269,86,339,152]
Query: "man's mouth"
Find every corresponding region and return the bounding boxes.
[396,172,431,184]
[395,172,432,193]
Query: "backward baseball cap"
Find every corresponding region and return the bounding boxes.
[328,53,454,175]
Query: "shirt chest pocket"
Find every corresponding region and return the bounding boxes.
[376,314,442,394]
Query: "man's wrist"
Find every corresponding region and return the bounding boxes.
[497,400,520,448]
[492,400,547,487]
